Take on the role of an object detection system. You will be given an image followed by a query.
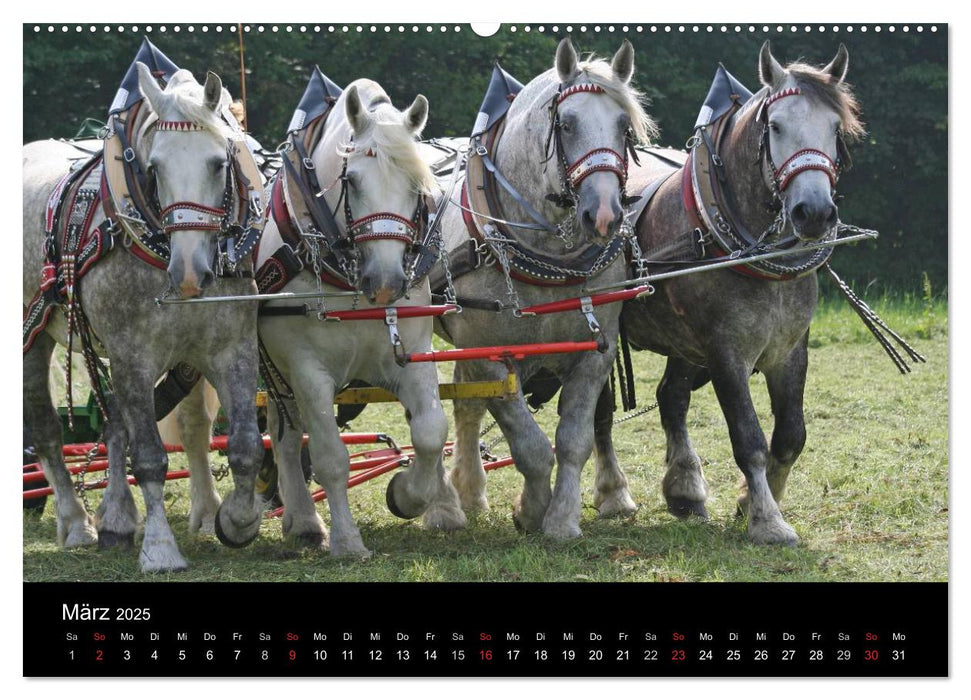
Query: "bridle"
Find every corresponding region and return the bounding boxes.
[543,81,641,215]
[755,86,851,206]
[322,141,433,287]
[109,111,264,277]
[337,144,430,251]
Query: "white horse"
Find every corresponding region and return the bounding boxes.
[436,39,656,538]
[23,63,265,572]
[256,79,465,556]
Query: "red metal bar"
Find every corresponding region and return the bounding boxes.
[483,457,516,471]
[264,456,408,518]
[323,304,457,322]
[23,470,191,500]
[404,341,600,364]
[517,285,652,316]
[58,432,385,460]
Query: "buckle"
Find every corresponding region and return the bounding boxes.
[302,157,315,171]
[386,308,408,366]
[123,147,136,163]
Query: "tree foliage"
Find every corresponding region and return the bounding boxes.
[23,25,947,294]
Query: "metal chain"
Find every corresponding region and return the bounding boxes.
[612,400,659,426]
[484,227,523,311]
[74,440,102,512]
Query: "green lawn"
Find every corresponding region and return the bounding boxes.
[23,299,948,582]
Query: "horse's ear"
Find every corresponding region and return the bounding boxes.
[135,62,165,112]
[405,94,429,135]
[758,41,785,87]
[203,71,223,112]
[611,39,635,85]
[555,37,580,84]
[345,85,368,134]
[824,43,849,84]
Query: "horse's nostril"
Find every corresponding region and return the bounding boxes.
[791,203,809,226]
[199,270,215,289]
[825,205,838,225]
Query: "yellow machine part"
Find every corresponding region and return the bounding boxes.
[254,372,519,407]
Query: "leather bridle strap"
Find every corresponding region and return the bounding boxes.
[566,147,628,188]
[160,202,226,234]
[772,148,839,191]
[349,212,417,245]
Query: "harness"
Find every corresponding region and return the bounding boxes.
[101,100,265,277]
[438,64,632,292]
[23,39,267,420]
[256,68,437,296]
[630,66,849,281]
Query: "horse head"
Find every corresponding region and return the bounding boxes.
[333,82,435,305]
[757,42,864,241]
[136,63,237,298]
[547,38,656,243]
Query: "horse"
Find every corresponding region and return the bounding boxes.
[592,42,864,544]
[434,38,656,538]
[255,76,465,556]
[23,58,266,572]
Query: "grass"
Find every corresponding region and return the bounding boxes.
[23,299,948,582]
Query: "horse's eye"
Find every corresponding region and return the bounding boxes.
[211,160,228,175]
[769,121,781,135]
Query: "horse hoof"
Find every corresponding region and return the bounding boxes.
[290,531,327,550]
[422,504,467,532]
[749,519,800,546]
[98,530,135,550]
[667,497,709,520]
[385,473,423,520]
[214,505,261,549]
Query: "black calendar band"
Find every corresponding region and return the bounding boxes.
[24,581,947,677]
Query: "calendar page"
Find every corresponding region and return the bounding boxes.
[21,19,948,678]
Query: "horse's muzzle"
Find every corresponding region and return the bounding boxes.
[790,199,839,241]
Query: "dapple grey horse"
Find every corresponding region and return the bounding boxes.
[594,42,864,544]
[437,38,656,538]
[23,64,264,572]
[257,79,465,556]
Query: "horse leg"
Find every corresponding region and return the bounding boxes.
[384,365,465,531]
[94,399,139,548]
[294,374,368,557]
[207,350,264,549]
[111,361,188,572]
[179,381,221,535]
[708,354,798,545]
[448,363,490,513]
[541,366,607,539]
[592,383,637,518]
[485,376,555,534]
[659,357,710,519]
[23,334,98,548]
[740,334,809,513]
[268,395,327,548]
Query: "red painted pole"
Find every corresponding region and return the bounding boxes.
[517,285,652,316]
[323,304,457,321]
[404,341,600,364]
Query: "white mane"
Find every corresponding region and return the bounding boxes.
[140,69,237,138]
[341,100,438,196]
[576,57,658,146]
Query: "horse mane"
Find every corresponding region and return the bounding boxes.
[576,56,659,146]
[341,97,438,196]
[779,61,865,140]
[140,69,237,138]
